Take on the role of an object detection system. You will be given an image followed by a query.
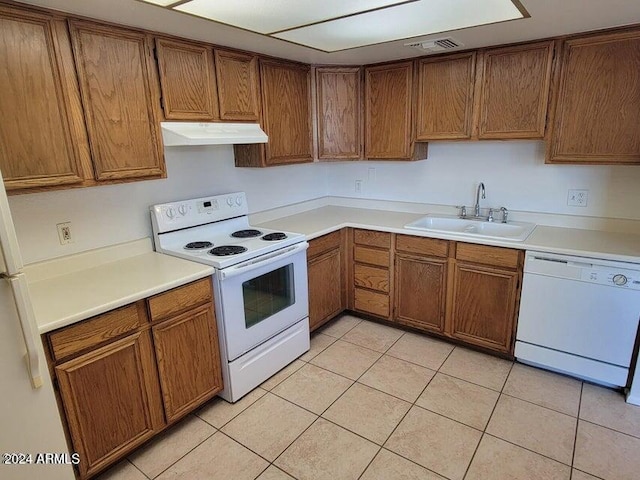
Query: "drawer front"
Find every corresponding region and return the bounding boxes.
[354,245,390,267]
[148,278,213,322]
[354,264,389,293]
[354,288,390,318]
[354,229,391,248]
[307,230,341,259]
[49,303,144,361]
[456,243,520,269]
[396,234,449,258]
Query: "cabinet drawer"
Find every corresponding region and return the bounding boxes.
[354,264,389,293]
[456,243,520,269]
[48,303,145,362]
[148,278,213,322]
[354,288,389,318]
[354,229,391,248]
[354,246,390,268]
[396,235,449,258]
[308,230,341,259]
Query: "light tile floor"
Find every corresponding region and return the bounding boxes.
[98,314,640,480]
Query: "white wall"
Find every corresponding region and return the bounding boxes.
[8,146,328,264]
[8,140,640,265]
[326,141,640,221]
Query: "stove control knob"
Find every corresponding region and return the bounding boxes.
[178,204,188,216]
[613,274,628,286]
[235,196,243,206]
[165,207,176,219]
[226,197,234,207]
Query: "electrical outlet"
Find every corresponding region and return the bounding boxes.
[567,189,589,207]
[355,180,363,193]
[57,222,73,245]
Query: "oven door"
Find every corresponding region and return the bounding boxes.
[217,242,309,361]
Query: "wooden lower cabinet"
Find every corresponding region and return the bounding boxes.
[152,304,223,423]
[307,231,345,331]
[47,278,222,479]
[450,262,520,353]
[394,253,447,333]
[55,331,164,479]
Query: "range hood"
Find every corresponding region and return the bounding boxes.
[161,122,268,146]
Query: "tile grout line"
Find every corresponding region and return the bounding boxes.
[499,390,581,418]
[126,458,151,480]
[569,382,583,478]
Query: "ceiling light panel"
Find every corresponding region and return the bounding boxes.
[175,0,412,34]
[141,0,180,6]
[274,0,524,51]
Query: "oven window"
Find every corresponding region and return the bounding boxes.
[242,264,295,328]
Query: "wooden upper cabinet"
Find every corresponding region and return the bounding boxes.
[365,61,416,159]
[416,53,476,140]
[215,50,261,121]
[316,67,362,160]
[0,6,89,191]
[259,59,313,165]
[69,20,165,181]
[476,41,554,139]
[548,30,640,164]
[155,38,219,120]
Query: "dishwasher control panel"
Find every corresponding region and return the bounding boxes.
[525,252,640,291]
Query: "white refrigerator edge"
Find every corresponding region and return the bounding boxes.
[0,169,74,480]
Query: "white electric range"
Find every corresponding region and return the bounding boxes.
[151,192,310,402]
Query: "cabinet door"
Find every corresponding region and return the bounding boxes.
[316,67,362,159]
[548,30,640,164]
[155,38,219,120]
[215,50,261,121]
[308,248,343,331]
[416,53,475,140]
[0,6,88,191]
[55,331,164,479]
[477,41,554,139]
[152,304,223,423]
[451,262,519,354]
[260,59,313,165]
[69,21,165,181]
[365,61,413,159]
[395,254,447,333]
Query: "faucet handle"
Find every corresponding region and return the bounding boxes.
[500,207,509,224]
[487,208,494,222]
[457,206,467,218]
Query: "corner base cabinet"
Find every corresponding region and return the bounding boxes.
[45,278,222,479]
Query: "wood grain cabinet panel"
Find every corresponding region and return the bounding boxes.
[259,59,313,165]
[354,264,389,293]
[215,50,261,121]
[69,20,165,181]
[316,67,362,159]
[0,6,89,191]
[155,38,219,120]
[354,288,390,318]
[308,248,344,331]
[147,277,212,322]
[477,41,554,139]
[55,331,164,479]
[152,304,223,423]
[548,30,640,164]
[451,263,519,353]
[364,61,414,159]
[416,53,476,140]
[395,254,447,333]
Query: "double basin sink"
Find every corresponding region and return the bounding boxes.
[405,215,536,242]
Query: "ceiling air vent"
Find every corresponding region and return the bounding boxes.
[405,37,464,52]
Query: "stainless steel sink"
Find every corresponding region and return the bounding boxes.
[404,215,536,242]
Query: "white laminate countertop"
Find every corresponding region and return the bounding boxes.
[256,205,640,264]
[26,239,214,333]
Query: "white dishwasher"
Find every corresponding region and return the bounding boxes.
[515,251,640,388]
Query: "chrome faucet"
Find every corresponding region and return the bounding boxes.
[474,182,486,217]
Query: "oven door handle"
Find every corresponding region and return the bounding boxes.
[219,242,308,280]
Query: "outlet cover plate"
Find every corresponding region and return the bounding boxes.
[567,189,589,207]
